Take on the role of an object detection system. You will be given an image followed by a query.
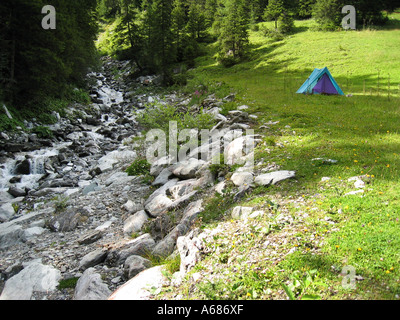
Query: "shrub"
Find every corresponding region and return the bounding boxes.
[31,126,54,139]
[125,158,151,176]
[136,101,215,133]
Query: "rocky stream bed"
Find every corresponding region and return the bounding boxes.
[0,58,300,300]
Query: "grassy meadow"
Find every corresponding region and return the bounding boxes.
[160,12,400,300]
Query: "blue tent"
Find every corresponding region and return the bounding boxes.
[296,67,344,95]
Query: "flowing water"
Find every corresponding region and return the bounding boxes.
[0,72,125,193]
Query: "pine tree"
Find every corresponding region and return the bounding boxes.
[141,0,174,81]
[263,0,285,30]
[187,2,207,40]
[172,0,187,62]
[214,0,250,66]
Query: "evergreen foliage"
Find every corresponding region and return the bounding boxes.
[0,0,98,108]
[0,0,397,118]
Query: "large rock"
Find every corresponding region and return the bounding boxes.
[0,260,61,300]
[0,203,15,223]
[108,265,169,300]
[151,168,173,186]
[177,229,203,276]
[151,201,203,258]
[123,255,152,280]
[8,186,26,197]
[230,172,254,187]
[180,200,203,225]
[169,158,206,180]
[77,230,103,245]
[144,178,198,217]
[151,223,189,258]
[73,268,111,300]
[123,210,149,235]
[224,135,258,166]
[187,140,222,162]
[0,224,26,249]
[47,208,88,232]
[144,194,174,217]
[96,149,136,173]
[254,170,296,186]
[150,155,172,177]
[105,234,156,267]
[122,200,144,214]
[14,159,31,175]
[79,248,108,271]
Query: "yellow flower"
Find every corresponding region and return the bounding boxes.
[390,267,394,271]
[354,160,358,163]
[247,292,251,297]
[386,270,391,274]
[357,247,362,251]
[371,175,375,178]
[386,164,390,168]
[335,245,340,249]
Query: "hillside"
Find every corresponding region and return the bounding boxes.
[153,13,400,300]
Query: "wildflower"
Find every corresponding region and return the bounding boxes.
[354,160,358,163]
[386,164,390,168]
[386,270,391,274]
[357,247,362,251]
[371,174,375,178]
[335,245,340,249]
[247,292,251,297]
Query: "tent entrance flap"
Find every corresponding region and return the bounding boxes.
[313,73,339,95]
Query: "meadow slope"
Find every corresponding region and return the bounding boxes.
[158,13,400,300]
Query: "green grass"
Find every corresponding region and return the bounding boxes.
[159,13,400,300]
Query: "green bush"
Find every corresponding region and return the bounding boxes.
[136,101,215,133]
[31,126,54,139]
[125,158,151,176]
